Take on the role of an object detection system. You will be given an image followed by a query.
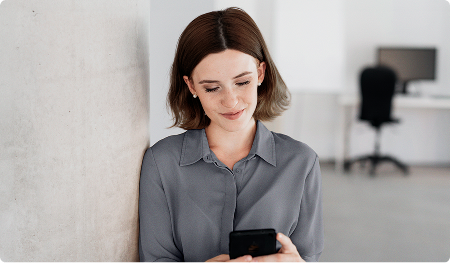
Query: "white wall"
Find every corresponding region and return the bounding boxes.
[149,0,213,146]
[0,0,150,260]
[272,0,346,93]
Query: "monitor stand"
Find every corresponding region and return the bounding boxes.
[400,81,409,94]
[396,81,421,97]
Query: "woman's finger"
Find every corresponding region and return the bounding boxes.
[276,233,297,254]
[250,233,304,262]
[206,254,230,262]
[229,255,252,262]
[251,253,298,262]
[206,254,253,262]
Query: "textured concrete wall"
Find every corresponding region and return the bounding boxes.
[0,0,150,261]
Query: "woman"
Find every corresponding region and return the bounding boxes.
[139,7,323,262]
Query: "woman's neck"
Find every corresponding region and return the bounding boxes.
[205,120,257,169]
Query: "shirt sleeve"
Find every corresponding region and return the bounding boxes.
[139,148,183,262]
[289,155,324,262]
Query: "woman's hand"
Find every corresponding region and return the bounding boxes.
[206,233,303,262]
[206,254,252,262]
[251,233,304,262]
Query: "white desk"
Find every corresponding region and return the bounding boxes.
[335,95,450,172]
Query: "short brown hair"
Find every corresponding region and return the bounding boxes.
[167,7,290,130]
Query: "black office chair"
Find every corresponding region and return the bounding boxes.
[344,66,409,176]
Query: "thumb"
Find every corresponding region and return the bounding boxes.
[229,255,252,262]
[276,233,297,254]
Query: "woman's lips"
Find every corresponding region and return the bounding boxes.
[221,109,244,120]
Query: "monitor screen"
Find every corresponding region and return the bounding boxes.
[377,47,436,82]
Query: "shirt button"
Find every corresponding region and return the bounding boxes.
[235,168,242,173]
[206,155,211,160]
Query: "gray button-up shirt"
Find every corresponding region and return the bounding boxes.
[139,121,323,262]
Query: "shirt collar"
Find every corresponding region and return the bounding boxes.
[248,121,277,166]
[179,129,210,166]
[179,120,276,167]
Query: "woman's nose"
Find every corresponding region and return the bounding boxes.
[221,89,238,109]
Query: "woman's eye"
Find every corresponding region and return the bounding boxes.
[205,87,219,93]
[236,80,250,86]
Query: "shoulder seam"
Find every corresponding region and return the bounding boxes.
[306,154,319,179]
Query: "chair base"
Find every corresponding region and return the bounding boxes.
[344,154,409,176]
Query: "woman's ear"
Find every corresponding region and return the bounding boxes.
[257,62,266,85]
[183,76,196,96]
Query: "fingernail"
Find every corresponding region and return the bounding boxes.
[244,255,252,261]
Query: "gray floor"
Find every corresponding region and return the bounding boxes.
[319,162,450,262]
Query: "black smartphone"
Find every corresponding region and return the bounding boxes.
[229,228,277,259]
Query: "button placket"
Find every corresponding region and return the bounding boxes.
[220,163,237,253]
[233,160,248,195]
[233,160,245,175]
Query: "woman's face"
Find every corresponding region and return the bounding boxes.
[183,49,266,133]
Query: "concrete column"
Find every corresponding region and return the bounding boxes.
[0,0,150,261]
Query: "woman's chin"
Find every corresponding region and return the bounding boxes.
[210,115,255,133]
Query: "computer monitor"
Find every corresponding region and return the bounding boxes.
[377,47,437,94]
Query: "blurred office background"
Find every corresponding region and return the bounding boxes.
[150,0,450,164]
[1,0,449,261]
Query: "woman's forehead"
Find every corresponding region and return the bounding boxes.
[191,50,258,81]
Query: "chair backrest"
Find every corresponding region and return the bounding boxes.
[359,66,397,128]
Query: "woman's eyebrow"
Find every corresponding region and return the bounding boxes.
[198,71,253,84]
[233,71,252,79]
[198,79,219,84]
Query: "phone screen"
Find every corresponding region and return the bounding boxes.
[229,229,276,259]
